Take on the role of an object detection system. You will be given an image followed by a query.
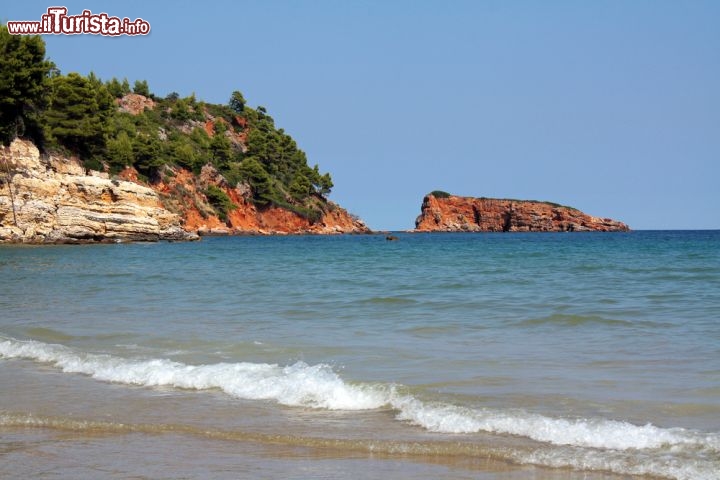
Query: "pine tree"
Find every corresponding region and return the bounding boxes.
[238,158,274,204]
[0,25,55,145]
[229,90,246,114]
[133,79,150,97]
[107,131,134,169]
[44,73,113,157]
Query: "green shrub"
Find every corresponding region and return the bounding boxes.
[204,185,236,222]
[430,190,452,198]
[271,198,323,224]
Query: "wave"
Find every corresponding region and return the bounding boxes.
[2,336,718,480]
[0,411,522,463]
[1,413,718,480]
[518,314,640,328]
[356,296,418,305]
[0,337,387,410]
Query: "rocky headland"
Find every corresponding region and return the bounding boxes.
[0,139,368,244]
[144,162,369,236]
[415,192,629,232]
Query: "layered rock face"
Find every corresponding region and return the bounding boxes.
[415,194,629,232]
[0,140,198,243]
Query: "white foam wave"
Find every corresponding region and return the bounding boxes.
[0,338,386,410]
[517,447,720,480]
[2,336,718,468]
[392,396,720,452]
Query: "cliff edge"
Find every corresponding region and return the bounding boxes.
[415,193,629,232]
[0,139,198,243]
[145,162,370,236]
[0,139,368,243]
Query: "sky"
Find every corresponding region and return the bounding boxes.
[4,1,719,230]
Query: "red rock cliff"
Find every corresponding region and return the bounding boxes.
[111,93,369,236]
[415,194,629,232]
[132,164,369,236]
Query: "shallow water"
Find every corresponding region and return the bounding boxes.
[1,231,719,479]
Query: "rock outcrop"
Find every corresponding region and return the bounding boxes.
[0,140,198,243]
[117,93,155,115]
[151,164,370,236]
[415,193,629,232]
[109,92,369,236]
[0,138,368,243]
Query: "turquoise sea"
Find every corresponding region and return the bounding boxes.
[1,231,719,479]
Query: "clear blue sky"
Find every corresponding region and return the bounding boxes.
[4,1,719,230]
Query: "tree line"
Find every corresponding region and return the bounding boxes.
[0,25,334,218]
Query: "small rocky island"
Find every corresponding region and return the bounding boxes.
[415,192,629,232]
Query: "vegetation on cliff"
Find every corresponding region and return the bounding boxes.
[429,190,452,199]
[426,192,576,210]
[0,25,334,223]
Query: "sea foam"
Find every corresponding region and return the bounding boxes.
[0,337,386,410]
[2,335,718,480]
[391,395,719,451]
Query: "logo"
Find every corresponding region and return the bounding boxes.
[7,7,150,36]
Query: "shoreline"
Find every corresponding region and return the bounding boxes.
[0,229,640,245]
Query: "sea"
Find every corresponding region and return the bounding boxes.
[1,231,718,480]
